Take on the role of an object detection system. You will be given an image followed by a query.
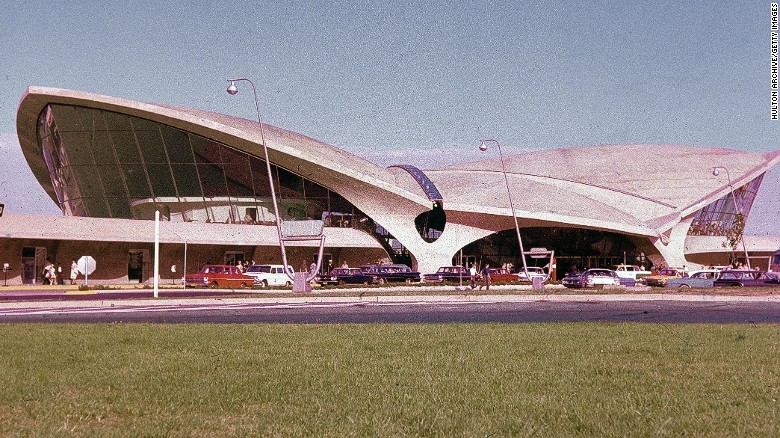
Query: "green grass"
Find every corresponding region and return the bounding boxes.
[1,324,779,436]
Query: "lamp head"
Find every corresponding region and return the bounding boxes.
[479,141,488,152]
[712,167,720,177]
[226,81,238,95]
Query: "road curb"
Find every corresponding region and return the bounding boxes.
[1,292,779,310]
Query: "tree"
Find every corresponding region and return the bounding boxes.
[722,213,745,265]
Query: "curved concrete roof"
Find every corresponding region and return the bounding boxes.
[432,144,780,236]
[16,86,780,239]
[16,86,434,212]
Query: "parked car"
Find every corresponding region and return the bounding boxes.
[422,266,471,283]
[487,267,519,283]
[665,269,722,289]
[713,270,780,287]
[613,264,652,282]
[245,264,295,287]
[516,267,547,282]
[185,264,255,288]
[643,268,687,287]
[562,268,621,289]
[317,268,374,286]
[362,264,421,284]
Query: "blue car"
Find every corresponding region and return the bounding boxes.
[665,270,721,289]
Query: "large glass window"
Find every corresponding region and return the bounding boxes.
[688,175,764,236]
[37,104,366,226]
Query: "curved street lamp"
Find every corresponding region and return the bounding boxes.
[226,78,321,285]
[479,139,530,280]
[712,166,751,269]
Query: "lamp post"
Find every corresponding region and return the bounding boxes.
[225,78,297,282]
[712,166,751,269]
[479,139,530,279]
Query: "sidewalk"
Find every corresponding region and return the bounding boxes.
[2,283,779,309]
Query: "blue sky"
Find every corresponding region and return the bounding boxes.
[0,1,778,233]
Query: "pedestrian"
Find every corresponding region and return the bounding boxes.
[480,264,492,290]
[42,259,54,285]
[57,263,64,285]
[469,263,477,289]
[70,259,78,285]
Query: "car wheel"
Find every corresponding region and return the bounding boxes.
[405,278,412,284]
[678,284,690,289]
[378,278,386,285]
[338,280,345,286]
[239,282,248,289]
[262,280,268,288]
[285,281,292,287]
[211,281,219,288]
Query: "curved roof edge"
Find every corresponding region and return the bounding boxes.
[680,150,780,220]
[16,86,432,210]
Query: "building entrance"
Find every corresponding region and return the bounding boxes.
[21,246,47,285]
[128,250,148,283]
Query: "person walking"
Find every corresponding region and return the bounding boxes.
[469,263,477,289]
[479,264,492,290]
[42,259,55,285]
[70,259,78,285]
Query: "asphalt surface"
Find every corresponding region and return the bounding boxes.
[1,285,779,323]
[2,300,779,324]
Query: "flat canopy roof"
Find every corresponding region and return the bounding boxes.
[0,214,383,249]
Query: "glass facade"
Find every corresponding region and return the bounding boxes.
[37,104,369,226]
[688,175,763,236]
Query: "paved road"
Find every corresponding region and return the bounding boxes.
[2,296,779,323]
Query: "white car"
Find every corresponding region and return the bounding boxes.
[613,264,652,281]
[245,264,295,287]
[563,268,621,288]
[516,267,547,282]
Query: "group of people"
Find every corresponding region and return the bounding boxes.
[469,263,493,290]
[233,260,256,273]
[42,259,79,285]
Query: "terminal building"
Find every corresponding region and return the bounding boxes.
[2,86,779,285]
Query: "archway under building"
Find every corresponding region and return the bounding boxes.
[458,227,652,275]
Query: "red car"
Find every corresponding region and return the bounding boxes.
[185,265,255,288]
[487,268,518,283]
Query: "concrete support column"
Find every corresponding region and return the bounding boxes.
[648,217,695,269]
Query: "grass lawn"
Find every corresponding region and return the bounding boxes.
[1,323,779,436]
